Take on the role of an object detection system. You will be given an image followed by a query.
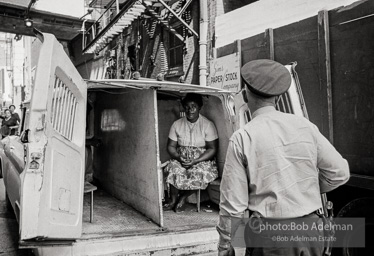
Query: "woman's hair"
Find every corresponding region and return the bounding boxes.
[181,93,203,108]
[9,105,16,109]
[4,109,10,114]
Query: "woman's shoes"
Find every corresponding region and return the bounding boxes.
[163,195,189,213]
[174,197,187,213]
[163,202,175,211]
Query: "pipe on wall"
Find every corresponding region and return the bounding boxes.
[199,0,208,86]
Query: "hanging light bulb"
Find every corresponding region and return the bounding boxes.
[24,18,33,28]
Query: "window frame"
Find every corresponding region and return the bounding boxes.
[167,25,184,69]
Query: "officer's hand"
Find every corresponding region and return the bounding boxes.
[218,246,235,256]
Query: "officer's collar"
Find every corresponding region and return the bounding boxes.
[252,106,276,119]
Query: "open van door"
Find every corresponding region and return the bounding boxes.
[277,63,306,117]
[234,62,306,128]
[19,31,87,242]
[233,89,250,128]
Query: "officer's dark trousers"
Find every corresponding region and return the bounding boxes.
[246,246,323,256]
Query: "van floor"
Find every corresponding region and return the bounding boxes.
[81,188,219,239]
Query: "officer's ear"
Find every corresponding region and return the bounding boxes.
[242,88,248,103]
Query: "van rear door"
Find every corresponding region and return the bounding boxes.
[19,32,87,241]
[234,63,306,127]
[276,63,306,117]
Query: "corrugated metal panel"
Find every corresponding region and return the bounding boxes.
[215,0,359,48]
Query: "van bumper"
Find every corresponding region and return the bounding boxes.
[33,227,222,256]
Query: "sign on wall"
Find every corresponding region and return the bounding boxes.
[209,52,241,92]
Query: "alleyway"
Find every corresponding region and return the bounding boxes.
[0,181,32,256]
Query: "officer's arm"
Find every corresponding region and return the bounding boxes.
[314,125,350,193]
[217,137,249,252]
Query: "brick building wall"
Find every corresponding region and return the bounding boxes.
[181,0,199,84]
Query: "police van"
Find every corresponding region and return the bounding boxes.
[0,32,305,255]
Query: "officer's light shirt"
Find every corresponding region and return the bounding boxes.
[217,106,349,249]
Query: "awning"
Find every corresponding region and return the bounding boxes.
[86,79,233,94]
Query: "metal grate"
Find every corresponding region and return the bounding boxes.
[276,92,294,114]
[51,76,78,140]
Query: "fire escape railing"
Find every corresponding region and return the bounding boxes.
[83,0,143,54]
[83,0,199,55]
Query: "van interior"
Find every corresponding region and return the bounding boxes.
[82,87,233,238]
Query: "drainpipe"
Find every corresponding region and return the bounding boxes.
[81,19,87,50]
[199,0,208,86]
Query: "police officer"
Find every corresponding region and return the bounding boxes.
[217,59,350,256]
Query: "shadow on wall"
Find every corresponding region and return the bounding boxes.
[183,49,199,85]
[223,0,259,13]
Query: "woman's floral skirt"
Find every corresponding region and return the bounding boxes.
[165,146,218,190]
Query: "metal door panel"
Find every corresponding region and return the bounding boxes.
[19,32,87,240]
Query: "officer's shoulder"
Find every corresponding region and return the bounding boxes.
[229,127,249,145]
[276,110,312,123]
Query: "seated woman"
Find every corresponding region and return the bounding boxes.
[164,93,219,212]
[0,109,18,138]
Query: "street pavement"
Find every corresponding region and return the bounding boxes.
[0,180,32,256]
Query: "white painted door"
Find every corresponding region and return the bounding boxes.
[19,32,87,241]
[233,89,250,128]
[234,63,306,128]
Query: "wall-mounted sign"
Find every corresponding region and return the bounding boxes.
[165,66,184,77]
[209,52,241,92]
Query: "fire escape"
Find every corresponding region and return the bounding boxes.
[82,0,198,55]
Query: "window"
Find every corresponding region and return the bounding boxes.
[168,26,184,68]
[51,76,78,141]
[100,109,126,132]
[127,45,136,72]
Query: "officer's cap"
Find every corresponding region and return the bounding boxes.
[241,59,291,97]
